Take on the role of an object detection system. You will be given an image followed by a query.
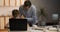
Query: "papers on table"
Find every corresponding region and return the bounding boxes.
[30,30,43,32]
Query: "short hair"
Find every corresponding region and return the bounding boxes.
[12,9,19,17]
[24,0,32,7]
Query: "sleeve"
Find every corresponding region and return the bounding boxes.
[19,6,23,16]
[32,7,38,24]
[26,6,38,24]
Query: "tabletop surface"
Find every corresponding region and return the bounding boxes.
[0,25,60,32]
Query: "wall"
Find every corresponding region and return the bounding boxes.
[0,0,25,16]
[0,7,19,16]
[30,0,60,22]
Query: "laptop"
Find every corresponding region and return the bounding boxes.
[9,19,27,31]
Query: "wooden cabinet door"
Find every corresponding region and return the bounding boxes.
[0,17,4,29]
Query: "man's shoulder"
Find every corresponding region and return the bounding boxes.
[30,5,36,11]
[31,5,36,9]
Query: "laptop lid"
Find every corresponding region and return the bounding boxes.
[9,19,27,31]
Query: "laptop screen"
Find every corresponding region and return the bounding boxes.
[9,19,27,31]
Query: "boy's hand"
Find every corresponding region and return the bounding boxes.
[20,15,25,19]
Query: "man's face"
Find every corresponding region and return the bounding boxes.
[24,6,30,10]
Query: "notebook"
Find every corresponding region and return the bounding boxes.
[9,19,27,31]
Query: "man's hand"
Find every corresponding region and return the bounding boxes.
[20,15,25,19]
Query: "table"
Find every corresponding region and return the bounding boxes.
[0,25,60,32]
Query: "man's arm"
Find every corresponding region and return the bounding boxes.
[19,6,23,16]
[26,6,38,24]
[32,7,38,24]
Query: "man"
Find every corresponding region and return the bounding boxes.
[19,0,37,27]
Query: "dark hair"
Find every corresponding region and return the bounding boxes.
[12,9,19,17]
[24,0,31,7]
